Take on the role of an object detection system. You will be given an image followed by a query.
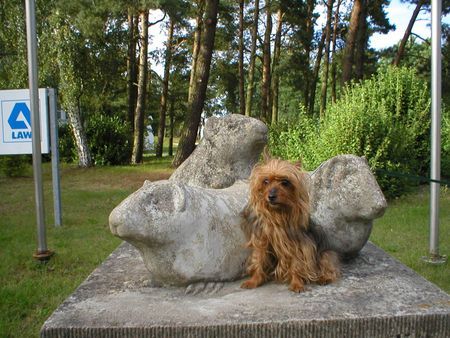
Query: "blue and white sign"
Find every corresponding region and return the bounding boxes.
[0,89,49,154]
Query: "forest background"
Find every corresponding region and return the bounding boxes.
[1,0,450,198]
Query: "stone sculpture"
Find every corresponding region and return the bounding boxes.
[109,114,387,286]
[170,114,268,189]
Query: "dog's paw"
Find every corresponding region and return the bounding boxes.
[240,279,259,289]
[289,282,305,293]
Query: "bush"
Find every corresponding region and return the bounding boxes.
[442,106,450,177]
[270,66,431,198]
[58,124,77,163]
[86,114,132,166]
[0,155,30,177]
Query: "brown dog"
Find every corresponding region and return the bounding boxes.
[240,156,340,292]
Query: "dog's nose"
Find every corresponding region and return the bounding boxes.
[268,189,277,203]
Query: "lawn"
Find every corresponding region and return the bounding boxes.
[0,157,448,337]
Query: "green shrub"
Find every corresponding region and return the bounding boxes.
[86,114,132,166]
[442,106,450,177]
[58,124,76,163]
[271,66,431,198]
[0,155,30,177]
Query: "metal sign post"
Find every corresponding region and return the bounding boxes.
[25,0,53,261]
[423,0,446,264]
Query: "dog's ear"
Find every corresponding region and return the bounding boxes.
[293,159,303,170]
[262,146,271,163]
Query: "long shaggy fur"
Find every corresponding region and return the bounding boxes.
[241,156,340,292]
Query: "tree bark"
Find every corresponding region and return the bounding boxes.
[342,0,362,84]
[319,0,335,118]
[245,0,260,117]
[261,0,272,122]
[303,0,316,110]
[271,8,284,125]
[393,0,425,66]
[156,17,175,158]
[354,0,367,80]
[330,0,342,103]
[172,0,219,168]
[131,10,149,164]
[168,96,175,157]
[238,0,245,115]
[188,0,205,103]
[127,9,138,132]
[308,29,326,116]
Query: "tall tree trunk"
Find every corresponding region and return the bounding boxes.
[54,14,92,167]
[168,96,175,157]
[238,0,245,115]
[156,17,175,158]
[354,0,367,80]
[245,0,260,117]
[261,0,272,122]
[303,0,316,110]
[172,0,219,167]
[188,0,205,103]
[331,0,342,103]
[271,8,284,125]
[342,0,362,84]
[127,9,138,132]
[308,29,326,116]
[131,10,149,164]
[319,0,335,118]
[393,0,425,66]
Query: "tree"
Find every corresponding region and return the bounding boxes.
[261,0,273,122]
[131,10,149,164]
[238,0,246,115]
[330,0,343,103]
[172,0,219,167]
[342,0,363,84]
[127,9,139,131]
[271,7,284,125]
[245,0,260,117]
[156,16,175,158]
[319,0,334,117]
[52,11,93,167]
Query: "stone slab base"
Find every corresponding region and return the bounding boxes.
[41,242,450,337]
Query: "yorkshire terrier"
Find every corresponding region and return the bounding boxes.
[240,155,340,292]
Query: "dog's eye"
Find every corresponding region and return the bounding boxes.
[263,178,269,185]
[281,179,290,187]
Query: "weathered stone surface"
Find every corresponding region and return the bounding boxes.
[109,180,250,286]
[109,154,386,285]
[40,242,450,338]
[170,114,268,189]
[309,155,387,258]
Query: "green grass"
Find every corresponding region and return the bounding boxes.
[0,156,448,337]
[370,186,450,292]
[0,156,174,338]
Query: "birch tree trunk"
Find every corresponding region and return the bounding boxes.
[245,0,260,117]
[53,12,92,167]
[156,17,175,158]
[172,0,219,167]
[131,10,149,164]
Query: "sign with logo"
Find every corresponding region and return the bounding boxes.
[0,89,49,154]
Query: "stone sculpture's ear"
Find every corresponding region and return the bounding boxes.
[262,147,271,163]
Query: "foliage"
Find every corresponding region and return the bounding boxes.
[442,106,450,177]
[86,114,133,166]
[0,155,30,177]
[270,66,431,198]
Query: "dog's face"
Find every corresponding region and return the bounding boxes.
[249,158,309,213]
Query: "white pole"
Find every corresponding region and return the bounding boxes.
[49,89,62,227]
[425,0,446,264]
[25,0,53,261]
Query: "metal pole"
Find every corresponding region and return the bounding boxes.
[25,0,53,261]
[424,0,446,264]
[49,88,62,227]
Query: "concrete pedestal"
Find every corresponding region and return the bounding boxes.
[41,242,450,337]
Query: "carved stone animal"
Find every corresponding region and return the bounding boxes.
[170,114,268,189]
